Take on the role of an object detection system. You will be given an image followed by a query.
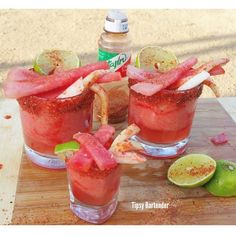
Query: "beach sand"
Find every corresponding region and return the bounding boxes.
[0,9,235,97]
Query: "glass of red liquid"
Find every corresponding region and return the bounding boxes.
[17,89,94,169]
[66,155,120,224]
[128,79,203,158]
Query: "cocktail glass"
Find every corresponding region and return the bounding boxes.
[128,79,203,158]
[18,89,94,169]
[66,156,120,224]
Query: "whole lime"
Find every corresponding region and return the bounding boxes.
[204,160,236,197]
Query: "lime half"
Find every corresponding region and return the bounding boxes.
[54,141,80,160]
[34,50,81,75]
[135,46,178,72]
[204,160,236,197]
[168,154,216,188]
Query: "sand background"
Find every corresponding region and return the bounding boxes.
[0,9,235,97]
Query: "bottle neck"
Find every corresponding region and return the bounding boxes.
[103,30,128,35]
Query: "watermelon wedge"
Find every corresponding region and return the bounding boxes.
[94,125,115,149]
[131,57,198,96]
[208,65,225,76]
[73,133,117,171]
[3,61,109,99]
[127,65,162,81]
[169,58,229,89]
[97,72,122,83]
[67,147,93,172]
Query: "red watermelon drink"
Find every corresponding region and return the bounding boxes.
[127,55,229,158]
[128,84,203,157]
[127,49,229,159]
[18,89,94,169]
[55,124,146,223]
[67,129,120,224]
[127,57,203,158]
[3,57,123,169]
[66,149,120,224]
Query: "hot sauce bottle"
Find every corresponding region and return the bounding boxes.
[98,9,131,76]
[95,10,131,124]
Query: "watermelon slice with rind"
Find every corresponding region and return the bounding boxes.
[131,57,198,96]
[3,61,109,99]
[169,58,229,90]
[127,65,162,81]
[73,132,117,171]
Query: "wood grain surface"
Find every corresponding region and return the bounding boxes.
[12,99,236,225]
[0,99,24,225]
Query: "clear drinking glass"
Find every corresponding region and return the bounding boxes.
[128,78,203,158]
[17,89,94,169]
[66,156,121,224]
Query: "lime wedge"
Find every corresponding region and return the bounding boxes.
[54,141,80,160]
[34,50,81,75]
[168,154,216,188]
[135,46,178,72]
[204,160,236,197]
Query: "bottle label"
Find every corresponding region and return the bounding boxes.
[98,48,131,77]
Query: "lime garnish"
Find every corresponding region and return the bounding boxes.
[168,154,216,188]
[54,141,80,160]
[34,49,81,75]
[135,46,178,72]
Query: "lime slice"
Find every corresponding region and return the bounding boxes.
[54,141,80,160]
[135,46,178,72]
[34,50,81,75]
[205,160,236,197]
[168,154,216,188]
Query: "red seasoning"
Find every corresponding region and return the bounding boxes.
[4,115,12,119]
[0,164,3,170]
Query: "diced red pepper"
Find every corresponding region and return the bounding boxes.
[211,132,228,145]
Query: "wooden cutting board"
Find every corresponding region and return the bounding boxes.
[12,99,236,225]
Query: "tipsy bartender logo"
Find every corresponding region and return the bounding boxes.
[131,201,170,210]
[108,52,131,72]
